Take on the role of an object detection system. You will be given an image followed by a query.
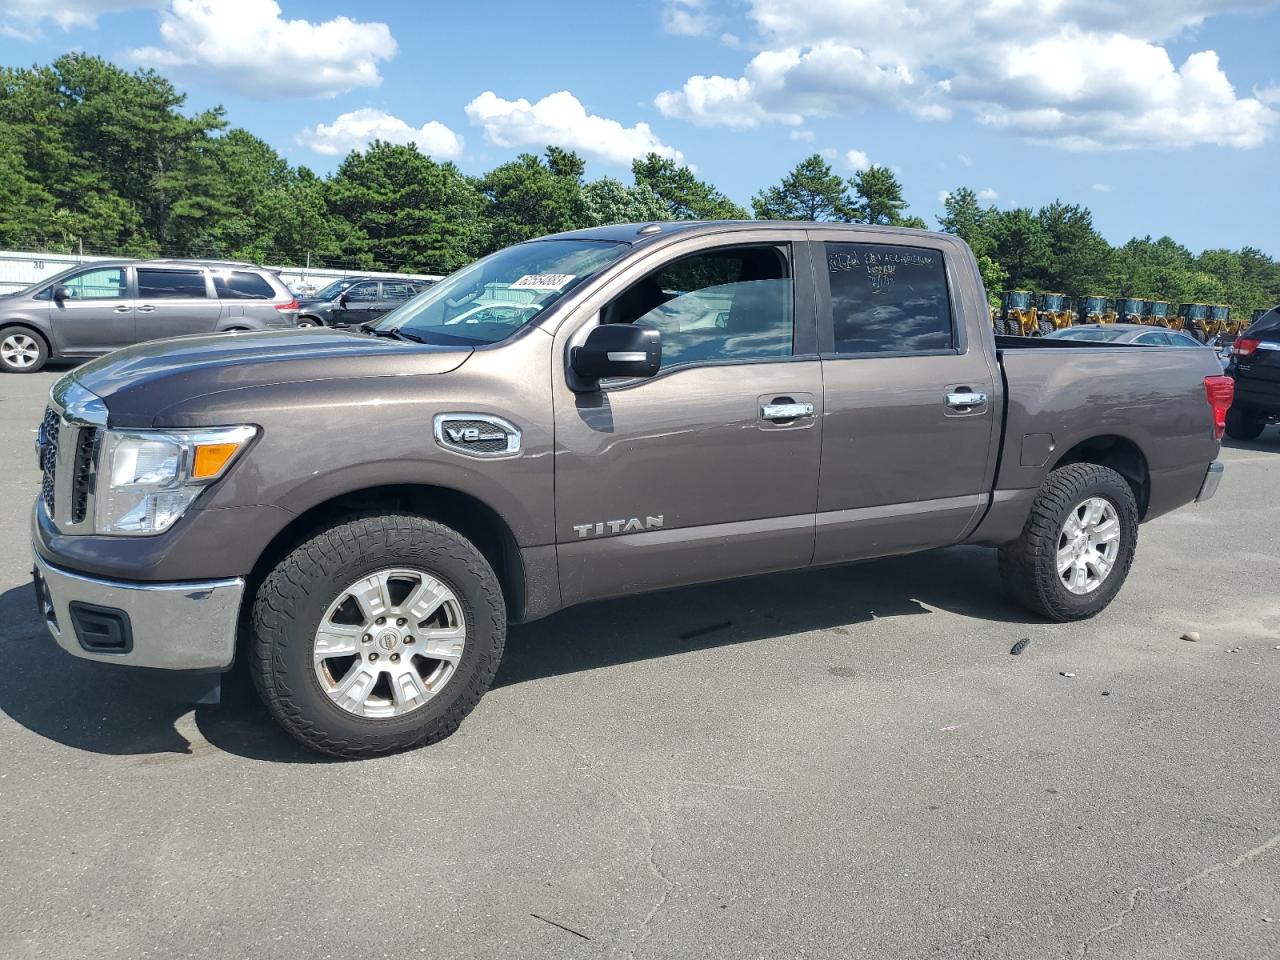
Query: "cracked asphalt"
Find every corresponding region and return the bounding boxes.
[1,366,1278,960]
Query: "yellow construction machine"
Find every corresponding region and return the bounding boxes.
[1077,296,1116,325]
[1178,303,1212,342]
[998,290,1038,336]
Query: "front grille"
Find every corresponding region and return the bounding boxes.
[71,427,100,524]
[39,406,59,514]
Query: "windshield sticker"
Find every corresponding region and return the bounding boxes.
[510,273,575,291]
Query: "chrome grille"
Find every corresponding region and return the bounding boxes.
[71,427,100,524]
[38,406,59,514]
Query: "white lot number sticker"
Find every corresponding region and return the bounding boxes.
[509,273,574,291]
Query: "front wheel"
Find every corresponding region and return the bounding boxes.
[1225,406,1266,441]
[0,328,48,373]
[251,515,506,758]
[998,463,1139,621]
[1036,320,1055,336]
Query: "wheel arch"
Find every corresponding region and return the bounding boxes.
[243,482,529,631]
[1049,434,1151,519]
[0,322,51,351]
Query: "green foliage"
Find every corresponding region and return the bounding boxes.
[631,153,749,220]
[752,154,853,221]
[477,149,586,249]
[850,165,912,225]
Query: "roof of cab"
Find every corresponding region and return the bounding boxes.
[538,220,955,246]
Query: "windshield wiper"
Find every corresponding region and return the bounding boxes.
[363,325,426,344]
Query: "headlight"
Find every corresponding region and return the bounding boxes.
[96,425,257,536]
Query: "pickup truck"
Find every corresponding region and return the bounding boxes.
[30,222,1232,758]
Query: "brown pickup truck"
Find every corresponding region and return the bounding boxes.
[31,222,1232,757]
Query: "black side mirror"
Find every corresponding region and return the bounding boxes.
[571,324,661,388]
[337,293,348,306]
[53,286,72,302]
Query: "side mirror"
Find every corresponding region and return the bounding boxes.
[571,324,661,388]
[337,293,348,306]
[53,286,72,302]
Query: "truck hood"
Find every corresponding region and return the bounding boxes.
[69,329,473,427]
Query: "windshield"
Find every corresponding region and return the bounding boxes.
[1040,295,1064,310]
[312,279,356,300]
[1210,306,1229,320]
[374,239,628,346]
[1047,326,1127,342]
[1185,304,1208,319]
[1082,297,1108,312]
[1008,292,1031,309]
[1150,302,1169,316]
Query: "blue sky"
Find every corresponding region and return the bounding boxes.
[2,0,1278,255]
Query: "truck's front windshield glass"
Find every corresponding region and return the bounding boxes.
[374,239,628,346]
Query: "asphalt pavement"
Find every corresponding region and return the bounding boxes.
[1,365,1278,960]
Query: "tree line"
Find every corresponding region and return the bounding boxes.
[2,54,1277,314]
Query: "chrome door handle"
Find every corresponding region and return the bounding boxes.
[946,391,987,408]
[761,401,814,421]
[137,305,155,313]
[113,305,130,313]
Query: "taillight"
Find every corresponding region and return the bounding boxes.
[1203,375,1234,440]
[1231,337,1259,359]
[275,298,299,312]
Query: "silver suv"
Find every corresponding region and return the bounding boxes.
[0,258,300,373]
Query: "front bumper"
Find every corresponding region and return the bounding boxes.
[32,549,244,671]
[1196,460,1224,503]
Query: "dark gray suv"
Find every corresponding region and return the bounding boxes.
[0,258,300,373]
[296,277,430,328]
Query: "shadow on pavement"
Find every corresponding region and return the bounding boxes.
[1222,427,1279,453]
[0,545,1035,762]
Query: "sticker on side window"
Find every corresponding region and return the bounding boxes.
[509,274,574,291]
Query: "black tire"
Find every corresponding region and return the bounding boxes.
[1225,406,1265,441]
[0,326,49,373]
[1003,318,1022,337]
[251,514,506,758]
[1036,320,1055,336]
[297,316,323,328]
[998,463,1139,622]
[1187,326,1207,344]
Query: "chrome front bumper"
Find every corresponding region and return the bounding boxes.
[1196,460,1225,503]
[32,549,244,670]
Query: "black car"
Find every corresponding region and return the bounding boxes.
[1225,306,1280,440]
[296,277,431,328]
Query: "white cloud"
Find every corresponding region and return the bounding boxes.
[938,190,952,203]
[298,108,463,159]
[977,187,999,201]
[788,129,815,142]
[656,0,1279,150]
[128,0,395,98]
[663,0,715,36]
[720,31,743,48]
[1,0,160,37]
[820,146,837,159]
[1091,183,1114,192]
[465,90,685,168]
[845,148,870,170]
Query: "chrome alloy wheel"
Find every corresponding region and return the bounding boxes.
[312,568,467,719]
[1057,497,1121,595]
[1,333,40,369]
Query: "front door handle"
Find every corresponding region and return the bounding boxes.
[113,305,130,313]
[946,391,987,409]
[761,401,814,421]
[137,305,155,313]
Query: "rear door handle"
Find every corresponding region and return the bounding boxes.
[761,401,814,421]
[113,305,130,313]
[946,391,987,409]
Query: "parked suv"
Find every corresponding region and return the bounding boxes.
[1226,306,1280,439]
[0,259,299,372]
[296,277,430,328]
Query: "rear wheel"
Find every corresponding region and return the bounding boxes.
[251,514,506,758]
[297,316,323,328]
[1225,406,1266,441]
[1036,319,1055,336]
[999,463,1138,622]
[0,327,48,373]
[1187,326,1208,343]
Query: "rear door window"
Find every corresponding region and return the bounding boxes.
[137,269,209,299]
[213,270,275,300]
[822,242,954,355]
[381,282,416,302]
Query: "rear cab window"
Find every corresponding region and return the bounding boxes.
[820,241,954,355]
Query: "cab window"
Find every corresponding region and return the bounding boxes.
[345,282,379,301]
[602,245,793,371]
[823,242,953,355]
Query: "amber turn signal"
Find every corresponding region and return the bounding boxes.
[191,442,241,479]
